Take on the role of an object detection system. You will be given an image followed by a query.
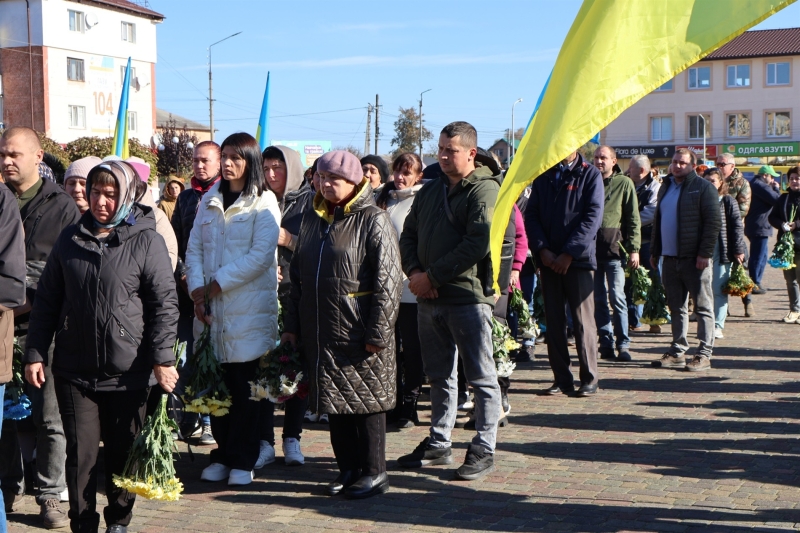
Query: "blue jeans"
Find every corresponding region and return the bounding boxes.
[417,302,500,453]
[626,242,651,328]
[0,382,7,533]
[748,235,770,287]
[594,259,630,350]
[712,245,732,329]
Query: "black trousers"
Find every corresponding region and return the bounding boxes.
[260,394,308,444]
[540,266,599,388]
[55,378,148,533]
[209,360,261,471]
[396,303,424,399]
[328,412,386,476]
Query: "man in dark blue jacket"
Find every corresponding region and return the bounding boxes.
[525,151,604,397]
[745,166,781,294]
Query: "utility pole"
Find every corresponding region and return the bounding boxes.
[208,32,242,142]
[364,104,373,155]
[419,89,432,159]
[374,94,380,155]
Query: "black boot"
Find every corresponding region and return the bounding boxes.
[396,396,419,429]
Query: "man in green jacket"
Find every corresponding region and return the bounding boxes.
[397,121,500,481]
[593,146,641,361]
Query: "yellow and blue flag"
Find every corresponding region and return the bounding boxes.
[112,57,132,159]
[490,0,796,289]
[256,72,270,152]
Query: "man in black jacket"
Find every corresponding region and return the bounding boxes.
[0,127,80,528]
[745,166,781,294]
[650,149,720,372]
[170,140,220,445]
[0,181,26,522]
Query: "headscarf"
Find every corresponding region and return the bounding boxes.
[85,160,140,228]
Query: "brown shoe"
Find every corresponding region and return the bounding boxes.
[651,353,686,368]
[648,324,662,333]
[41,498,70,529]
[744,302,755,317]
[685,355,711,372]
[629,325,647,332]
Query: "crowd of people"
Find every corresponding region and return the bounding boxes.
[0,122,798,533]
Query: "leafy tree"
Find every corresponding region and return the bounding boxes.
[391,106,432,157]
[502,128,526,143]
[65,136,159,184]
[578,141,599,162]
[0,128,70,183]
[334,145,364,159]
[154,118,197,180]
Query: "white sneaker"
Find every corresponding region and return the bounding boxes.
[782,311,800,323]
[200,463,231,482]
[714,327,724,339]
[59,489,68,502]
[254,440,275,469]
[457,399,474,411]
[283,438,304,465]
[303,410,319,423]
[318,413,329,424]
[227,469,253,486]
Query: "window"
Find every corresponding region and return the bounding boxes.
[68,105,86,129]
[654,79,673,92]
[726,64,750,87]
[68,10,84,33]
[121,22,136,43]
[688,114,710,140]
[128,111,138,132]
[688,66,711,89]
[727,113,750,138]
[766,111,791,137]
[120,66,137,87]
[650,116,672,141]
[766,62,790,86]
[67,58,84,81]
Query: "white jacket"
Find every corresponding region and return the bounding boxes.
[185,182,281,363]
[385,183,424,304]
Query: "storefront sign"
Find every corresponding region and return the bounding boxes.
[676,145,718,158]
[614,145,674,159]
[724,142,800,157]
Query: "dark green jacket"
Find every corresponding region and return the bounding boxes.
[597,172,641,260]
[399,163,500,306]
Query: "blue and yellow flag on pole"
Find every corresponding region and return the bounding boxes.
[112,57,132,159]
[490,0,796,289]
[256,72,271,152]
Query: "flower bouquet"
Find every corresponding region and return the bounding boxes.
[629,267,652,305]
[249,343,308,404]
[641,271,670,326]
[491,318,518,378]
[768,206,797,270]
[3,338,31,421]
[182,281,231,416]
[112,341,185,501]
[509,287,539,339]
[722,263,755,297]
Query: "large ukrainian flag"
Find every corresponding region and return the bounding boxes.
[490,0,796,289]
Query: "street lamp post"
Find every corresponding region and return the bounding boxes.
[172,136,180,176]
[699,113,707,164]
[208,31,242,142]
[419,89,432,159]
[511,98,523,164]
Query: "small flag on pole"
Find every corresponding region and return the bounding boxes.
[112,57,132,159]
[255,72,270,152]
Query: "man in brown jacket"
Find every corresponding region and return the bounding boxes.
[0,180,27,520]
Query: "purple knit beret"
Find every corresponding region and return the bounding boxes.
[316,150,364,185]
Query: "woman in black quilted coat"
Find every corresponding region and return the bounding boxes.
[23,160,179,533]
[282,150,402,500]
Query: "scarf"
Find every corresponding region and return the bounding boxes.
[86,161,139,229]
[191,175,220,193]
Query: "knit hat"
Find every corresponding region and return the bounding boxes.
[124,156,151,182]
[65,156,102,182]
[360,154,390,184]
[317,151,364,185]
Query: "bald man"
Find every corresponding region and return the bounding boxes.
[0,127,79,528]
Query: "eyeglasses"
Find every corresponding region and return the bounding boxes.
[716,162,733,167]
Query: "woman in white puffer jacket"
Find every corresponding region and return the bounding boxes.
[185,132,281,487]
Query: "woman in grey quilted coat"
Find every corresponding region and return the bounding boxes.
[282,150,402,500]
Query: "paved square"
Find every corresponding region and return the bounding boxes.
[8,264,800,532]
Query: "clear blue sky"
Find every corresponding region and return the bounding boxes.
[153,0,800,153]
